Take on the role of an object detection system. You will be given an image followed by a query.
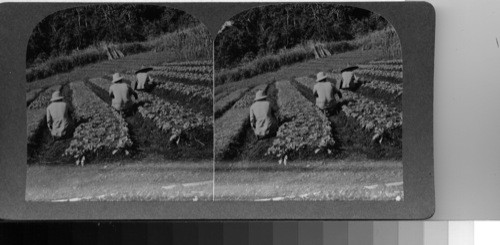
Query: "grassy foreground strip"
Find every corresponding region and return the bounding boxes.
[267,80,335,159]
[65,81,132,162]
[214,85,266,159]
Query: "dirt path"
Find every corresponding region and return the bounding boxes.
[26,161,213,201]
[215,160,403,201]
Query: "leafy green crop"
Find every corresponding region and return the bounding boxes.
[89,77,212,138]
[358,64,403,71]
[136,91,212,137]
[266,80,335,159]
[232,85,266,109]
[160,60,212,67]
[27,85,60,110]
[356,69,403,80]
[295,76,402,142]
[154,79,212,99]
[150,71,212,84]
[64,81,132,161]
[369,59,402,65]
[341,90,402,142]
[361,79,403,96]
[214,87,249,118]
[154,65,212,74]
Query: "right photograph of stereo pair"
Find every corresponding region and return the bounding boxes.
[214,3,404,201]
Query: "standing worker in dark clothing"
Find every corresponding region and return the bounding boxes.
[249,90,278,139]
[313,71,342,116]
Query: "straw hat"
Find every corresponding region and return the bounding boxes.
[340,66,359,73]
[316,72,328,82]
[50,90,64,102]
[135,65,153,74]
[111,73,124,83]
[254,90,267,101]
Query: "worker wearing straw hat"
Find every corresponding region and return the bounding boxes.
[109,73,138,113]
[133,65,154,91]
[249,90,278,139]
[46,90,73,139]
[313,71,342,116]
[339,66,362,90]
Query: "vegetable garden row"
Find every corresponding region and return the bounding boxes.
[153,65,212,74]
[27,60,214,165]
[215,59,403,162]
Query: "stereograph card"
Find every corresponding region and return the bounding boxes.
[0,2,434,220]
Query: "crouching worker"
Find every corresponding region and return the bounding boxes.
[109,73,138,116]
[250,90,278,140]
[46,90,73,140]
[313,71,342,116]
[132,66,154,92]
[339,66,363,91]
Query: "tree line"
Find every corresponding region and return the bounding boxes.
[27,4,199,66]
[214,4,389,69]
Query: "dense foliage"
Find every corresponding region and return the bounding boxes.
[214,88,250,118]
[27,4,199,66]
[267,80,335,159]
[356,69,403,80]
[27,86,59,110]
[136,91,212,137]
[214,3,388,69]
[65,81,133,161]
[150,70,212,84]
[88,77,212,139]
[160,60,213,66]
[154,78,213,100]
[296,72,402,143]
[154,65,213,74]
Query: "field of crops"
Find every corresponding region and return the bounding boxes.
[27,59,214,165]
[214,55,403,163]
